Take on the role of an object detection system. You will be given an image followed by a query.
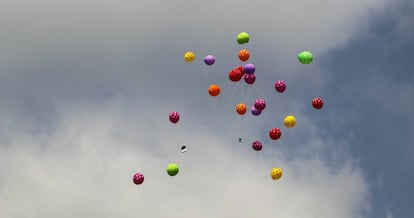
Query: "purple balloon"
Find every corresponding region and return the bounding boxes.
[244,73,256,85]
[251,106,261,116]
[275,80,286,93]
[169,111,180,123]
[254,99,266,111]
[133,172,144,185]
[204,55,215,65]
[242,63,255,75]
[252,140,263,151]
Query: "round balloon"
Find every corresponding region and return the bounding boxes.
[269,128,281,140]
[133,172,144,185]
[284,115,296,128]
[204,55,215,65]
[275,80,286,93]
[252,140,263,151]
[238,49,250,62]
[208,84,221,97]
[251,106,261,116]
[298,51,313,64]
[236,103,247,115]
[243,63,255,75]
[229,69,243,82]
[244,74,256,85]
[167,163,179,176]
[312,97,324,109]
[169,111,180,124]
[254,99,266,111]
[184,51,195,63]
[237,32,250,44]
[270,167,282,180]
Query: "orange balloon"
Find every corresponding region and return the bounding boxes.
[235,103,247,115]
[238,49,250,62]
[208,84,220,97]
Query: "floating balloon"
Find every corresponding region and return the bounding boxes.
[269,128,282,140]
[167,163,179,176]
[229,68,243,82]
[184,51,195,63]
[133,172,144,185]
[243,63,255,75]
[204,55,215,65]
[312,97,324,109]
[275,80,286,93]
[244,74,256,85]
[236,103,247,115]
[238,49,250,62]
[252,140,263,151]
[298,51,313,64]
[254,99,266,111]
[270,167,282,180]
[251,106,261,116]
[208,84,221,96]
[169,111,180,124]
[237,32,250,44]
[284,115,296,128]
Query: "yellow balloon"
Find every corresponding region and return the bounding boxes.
[284,115,296,128]
[184,51,195,63]
[270,167,283,180]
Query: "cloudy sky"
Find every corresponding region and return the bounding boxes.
[0,0,413,217]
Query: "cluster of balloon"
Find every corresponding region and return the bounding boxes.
[132,33,327,185]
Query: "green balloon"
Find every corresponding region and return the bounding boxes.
[298,51,313,64]
[237,32,250,44]
[167,163,179,176]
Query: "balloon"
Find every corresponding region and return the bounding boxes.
[236,103,247,115]
[237,32,250,44]
[252,140,263,151]
[208,84,221,97]
[167,163,179,176]
[133,172,144,185]
[275,80,286,93]
[298,51,313,64]
[238,49,250,62]
[270,167,282,180]
[269,128,281,140]
[204,55,215,65]
[184,51,195,63]
[251,106,261,116]
[244,74,256,85]
[254,99,266,111]
[284,115,296,128]
[312,97,323,109]
[243,63,255,75]
[229,68,243,82]
[169,111,180,123]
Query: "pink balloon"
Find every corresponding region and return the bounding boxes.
[133,172,144,185]
[252,140,263,151]
[275,80,286,93]
[169,111,180,123]
[254,99,266,111]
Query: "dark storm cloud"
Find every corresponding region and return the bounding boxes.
[317,0,414,217]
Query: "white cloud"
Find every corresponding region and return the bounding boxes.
[0,98,370,218]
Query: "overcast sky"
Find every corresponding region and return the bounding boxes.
[0,0,413,217]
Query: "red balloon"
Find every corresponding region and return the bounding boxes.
[269,128,281,140]
[229,68,243,82]
[312,97,324,109]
